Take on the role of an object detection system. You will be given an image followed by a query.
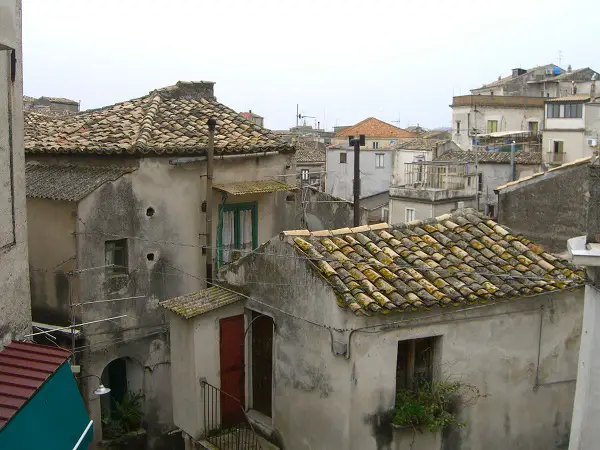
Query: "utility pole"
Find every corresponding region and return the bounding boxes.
[350,135,365,226]
[296,104,299,128]
[206,118,216,286]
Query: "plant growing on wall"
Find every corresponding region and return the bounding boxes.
[393,379,487,432]
[102,390,145,440]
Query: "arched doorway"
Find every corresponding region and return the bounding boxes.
[100,357,144,439]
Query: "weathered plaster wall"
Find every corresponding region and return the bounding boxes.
[220,241,583,450]
[389,196,476,224]
[27,198,77,326]
[542,130,589,163]
[498,162,588,253]
[25,152,296,449]
[0,0,31,349]
[293,188,368,230]
[326,148,392,201]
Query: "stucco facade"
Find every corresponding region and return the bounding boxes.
[26,152,297,449]
[167,236,584,450]
[0,0,31,349]
[451,96,545,150]
[326,146,391,201]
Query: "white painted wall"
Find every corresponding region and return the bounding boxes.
[326,148,391,200]
[391,149,433,186]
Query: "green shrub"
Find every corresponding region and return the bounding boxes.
[102,391,144,440]
[393,379,487,432]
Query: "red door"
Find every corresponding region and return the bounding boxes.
[219,315,245,427]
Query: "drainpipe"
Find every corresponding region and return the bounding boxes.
[206,119,216,286]
[510,141,516,181]
[169,151,280,165]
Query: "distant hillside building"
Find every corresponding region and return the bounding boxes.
[239,110,264,127]
[23,95,79,116]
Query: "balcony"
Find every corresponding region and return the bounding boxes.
[546,152,566,165]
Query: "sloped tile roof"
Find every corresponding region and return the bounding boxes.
[26,162,135,201]
[160,286,243,319]
[546,93,595,103]
[497,156,592,191]
[334,118,417,139]
[284,210,585,316]
[436,149,542,165]
[214,180,297,195]
[0,342,71,428]
[296,141,326,163]
[393,138,445,151]
[24,82,293,156]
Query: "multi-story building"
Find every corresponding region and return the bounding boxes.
[543,90,600,166]
[0,0,31,347]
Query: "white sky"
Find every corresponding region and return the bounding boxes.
[22,0,599,131]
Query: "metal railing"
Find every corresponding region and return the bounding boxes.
[546,152,566,164]
[202,381,262,450]
[402,163,476,191]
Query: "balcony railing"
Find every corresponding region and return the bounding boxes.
[401,163,476,192]
[202,381,262,450]
[546,152,566,164]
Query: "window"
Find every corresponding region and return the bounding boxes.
[219,202,258,265]
[396,337,436,392]
[301,169,309,181]
[456,121,461,135]
[548,103,582,118]
[405,208,415,222]
[487,204,496,218]
[528,121,539,133]
[375,153,385,169]
[340,152,347,164]
[553,140,564,154]
[372,141,379,149]
[105,239,128,275]
[487,120,498,133]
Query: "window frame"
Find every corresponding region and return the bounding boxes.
[339,152,347,164]
[405,207,416,222]
[300,168,309,181]
[375,153,385,169]
[396,336,437,394]
[487,120,498,133]
[105,239,128,276]
[372,141,379,149]
[218,202,258,266]
[456,120,461,135]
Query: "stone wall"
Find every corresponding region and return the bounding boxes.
[498,162,589,253]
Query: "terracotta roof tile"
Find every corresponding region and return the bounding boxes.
[160,286,243,319]
[334,118,417,139]
[436,149,542,165]
[285,209,585,316]
[214,180,297,195]
[296,141,326,163]
[26,162,135,201]
[25,82,294,156]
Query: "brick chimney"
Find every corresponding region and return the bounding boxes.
[170,81,216,100]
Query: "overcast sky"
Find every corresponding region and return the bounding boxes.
[22,0,599,131]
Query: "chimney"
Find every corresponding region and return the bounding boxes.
[512,68,527,78]
[171,81,216,101]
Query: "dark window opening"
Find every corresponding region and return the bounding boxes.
[146,207,155,217]
[396,337,436,395]
[251,311,274,417]
[105,239,128,275]
[147,253,155,261]
[477,173,483,193]
[553,140,564,154]
[340,152,347,164]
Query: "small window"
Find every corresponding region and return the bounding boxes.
[477,173,483,193]
[340,152,347,164]
[372,141,379,149]
[405,208,415,222]
[553,140,564,153]
[487,204,496,218]
[375,153,385,169]
[456,121,461,135]
[487,120,498,133]
[396,337,436,393]
[301,169,309,181]
[528,121,539,133]
[105,239,128,275]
